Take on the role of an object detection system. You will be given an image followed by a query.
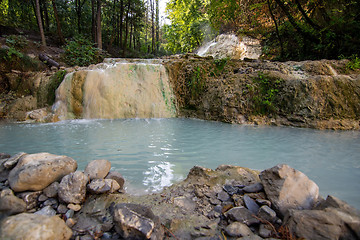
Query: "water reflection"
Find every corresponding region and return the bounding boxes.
[143,161,174,192]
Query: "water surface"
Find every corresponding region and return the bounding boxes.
[1,118,359,208]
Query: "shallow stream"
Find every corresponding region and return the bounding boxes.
[1,118,359,208]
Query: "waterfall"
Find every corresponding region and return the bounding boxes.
[52,59,176,120]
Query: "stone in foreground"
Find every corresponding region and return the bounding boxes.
[260,164,319,217]
[58,171,88,204]
[0,213,72,240]
[8,153,77,192]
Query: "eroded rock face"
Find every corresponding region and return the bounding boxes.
[0,189,26,216]
[260,164,319,217]
[84,159,111,180]
[58,171,88,204]
[0,213,72,240]
[8,153,77,192]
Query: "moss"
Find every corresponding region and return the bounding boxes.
[46,70,67,106]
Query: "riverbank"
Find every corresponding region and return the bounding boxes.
[1,152,359,239]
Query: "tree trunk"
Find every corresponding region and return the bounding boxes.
[119,0,124,49]
[123,0,131,56]
[267,0,283,57]
[155,0,159,53]
[96,0,102,49]
[91,0,96,42]
[151,0,155,53]
[51,0,65,45]
[35,0,46,46]
[294,0,321,30]
[108,0,117,48]
[42,0,50,33]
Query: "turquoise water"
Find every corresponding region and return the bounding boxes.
[1,118,359,208]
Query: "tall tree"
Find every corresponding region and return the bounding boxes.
[35,0,46,46]
[51,0,65,45]
[96,0,102,49]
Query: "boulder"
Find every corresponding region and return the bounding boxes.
[87,179,120,194]
[260,164,319,217]
[0,189,27,215]
[3,152,27,169]
[0,213,72,240]
[284,207,360,240]
[84,159,111,180]
[113,203,164,240]
[58,171,88,204]
[224,222,253,237]
[105,171,125,190]
[8,153,77,192]
[43,181,60,198]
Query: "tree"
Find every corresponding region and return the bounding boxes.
[51,0,65,44]
[35,0,46,46]
[96,0,102,49]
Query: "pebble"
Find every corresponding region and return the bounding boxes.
[34,206,56,216]
[68,203,82,211]
[57,204,68,214]
[43,198,58,208]
[259,224,272,238]
[65,209,74,219]
[217,190,230,202]
[256,198,271,207]
[223,185,238,195]
[66,218,76,228]
[224,222,253,237]
[243,195,260,214]
[242,183,263,193]
[258,205,277,223]
[38,194,48,202]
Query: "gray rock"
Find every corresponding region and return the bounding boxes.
[258,224,272,238]
[243,195,259,214]
[224,222,253,237]
[57,204,68,214]
[284,207,360,240]
[38,194,48,202]
[223,185,238,196]
[84,159,111,180]
[315,195,360,216]
[0,159,11,182]
[113,203,164,240]
[174,196,196,211]
[58,171,88,204]
[43,182,60,198]
[237,235,263,240]
[17,191,42,210]
[0,213,72,240]
[217,190,230,202]
[225,207,260,226]
[0,153,11,159]
[256,199,271,207]
[242,183,263,193]
[209,198,221,205]
[258,205,277,223]
[87,178,120,194]
[4,152,27,169]
[35,206,57,216]
[8,153,77,192]
[260,164,319,217]
[105,171,125,190]
[0,188,27,215]
[65,209,74,219]
[43,198,58,209]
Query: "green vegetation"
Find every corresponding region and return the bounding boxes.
[250,72,283,115]
[46,70,67,105]
[63,37,105,67]
[346,55,360,70]
[0,48,41,72]
[187,66,205,98]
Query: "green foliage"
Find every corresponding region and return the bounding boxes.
[0,48,41,72]
[46,70,67,105]
[63,37,104,67]
[187,66,205,98]
[346,55,360,70]
[5,35,28,50]
[164,0,214,53]
[251,72,283,115]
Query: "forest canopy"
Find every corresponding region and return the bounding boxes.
[0,0,359,61]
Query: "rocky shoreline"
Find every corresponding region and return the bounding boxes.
[0,152,359,240]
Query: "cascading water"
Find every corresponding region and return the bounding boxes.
[52,59,176,120]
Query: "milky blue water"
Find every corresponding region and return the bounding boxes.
[0,118,359,209]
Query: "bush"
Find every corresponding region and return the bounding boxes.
[62,36,105,67]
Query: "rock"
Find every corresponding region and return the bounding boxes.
[105,171,125,190]
[242,183,263,193]
[57,204,68,214]
[43,198,58,209]
[43,181,60,198]
[260,164,319,217]
[0,189,27,215]
[258,205,277,223]
[65,209,74,219]
[3,152,27,169]
[224,222,253,237]
[87,179,120,194]
[258,224,272,238]
[243,195,259,214]
[173,196,196,211]
[38,194,48,202]
[0,213,72,240]
[84,159,111,180]
[0,153,11,159]
[217,190,230,202]
[25,108,48,122]
[113,203,164,240]
[66,218,76,228]
[256,199,271,207]
[223,184,238,195]
[67,203,81,211]
[315,195,360,216]
[225,207,260,226]
[58,171,88,204]
[237,235,263,240]
[35,206,57,216]
[8,153,77,192]
[17,191,42,210]
[284,207,360,240]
